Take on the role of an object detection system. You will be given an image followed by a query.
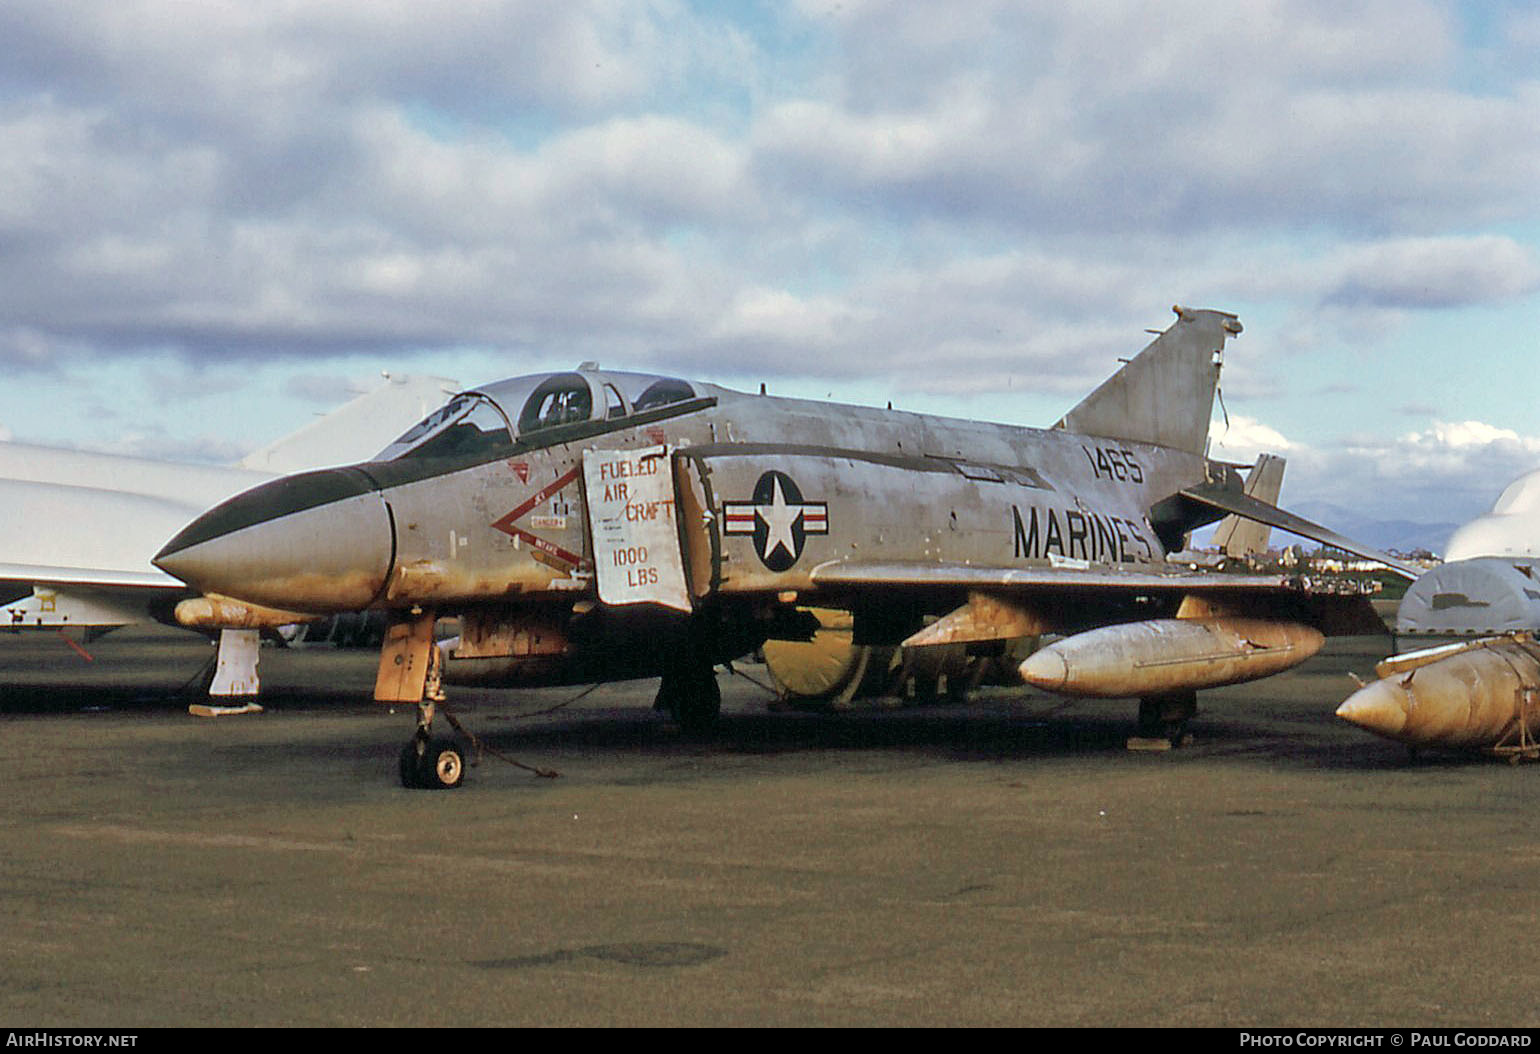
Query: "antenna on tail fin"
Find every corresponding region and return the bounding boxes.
[1054,306,1241,456]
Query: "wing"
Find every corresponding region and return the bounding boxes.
[0,478,199,628]
[811,560,1295,592]
[0,562,178,590]
[807,558,1387,642]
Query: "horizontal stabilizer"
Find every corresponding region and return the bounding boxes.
[1179,481,1418,580]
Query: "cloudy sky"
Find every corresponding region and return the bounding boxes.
[2,0,1536,541]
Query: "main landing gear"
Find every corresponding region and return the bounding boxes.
[654,658,722,735]
[1127,691,1197,752]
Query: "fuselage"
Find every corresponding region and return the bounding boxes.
[154,366,1218,624]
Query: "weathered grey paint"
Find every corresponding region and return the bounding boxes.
[1054,305,1238,456]
[159,307,1248,617]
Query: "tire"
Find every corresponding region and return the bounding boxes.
[419,739,465,789]
[398,741,424,789]
[669,668,721,736]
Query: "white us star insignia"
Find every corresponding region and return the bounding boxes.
[722,471,828,571]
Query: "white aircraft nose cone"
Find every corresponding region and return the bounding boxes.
[1335,680,1410,739]
[155,467,395,614]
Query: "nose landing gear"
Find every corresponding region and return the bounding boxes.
[399,722,466,790]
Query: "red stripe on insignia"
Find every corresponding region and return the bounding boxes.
[722,505,757,533]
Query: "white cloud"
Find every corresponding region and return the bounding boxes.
[1209,415,1296,463]
[3,1,1534,377]
[757,1,1536,237]
[1199,409,1540,531]
[0,328,65,366]
[1325,236,1540,308]
[0,0,1535,528]
[0,1,679,122]
[1288,419,1540,526]
[1395,420,1540,467]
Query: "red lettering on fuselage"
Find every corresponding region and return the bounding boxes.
[625,498,674,523]
[598,458,660,482]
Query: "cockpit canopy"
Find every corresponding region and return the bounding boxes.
[374,368,703,462]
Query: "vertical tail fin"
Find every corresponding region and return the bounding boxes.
[1214,454,1286,557]
[1053,306,1241,456]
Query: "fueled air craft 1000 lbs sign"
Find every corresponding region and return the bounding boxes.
[583,445,691,612]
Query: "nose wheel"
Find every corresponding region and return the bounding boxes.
[400,731,466,790]
[398,693,466,789]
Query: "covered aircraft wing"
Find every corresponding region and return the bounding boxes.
[0,562,177,590]
[1176,481,1420,580]
[0,476,211,621]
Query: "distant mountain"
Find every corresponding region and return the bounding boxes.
[1285,502,1459,557]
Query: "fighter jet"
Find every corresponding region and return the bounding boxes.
[154,306,1412,787]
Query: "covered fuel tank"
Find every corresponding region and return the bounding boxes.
[1337,634,1540,757]
[1018,617,1324,698]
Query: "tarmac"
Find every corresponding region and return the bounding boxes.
[3,625,1539,1027]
